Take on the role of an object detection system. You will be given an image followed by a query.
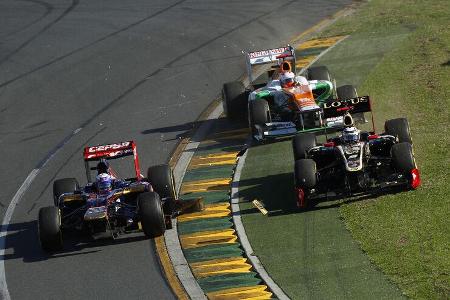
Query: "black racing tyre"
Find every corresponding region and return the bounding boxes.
[53,178,79,206]
[249,99,270,130]
[38,206,63,252]
[306,66,331,81]
[292,133,316,160]
[147,164,176,199]
[138,192,165,238]
[294,159,317,188]
[222,81,247,120]
[385,118,412,144]
[391,142,416,173]
[337,85,357,100]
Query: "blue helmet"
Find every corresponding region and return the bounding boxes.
[96,173,113,194]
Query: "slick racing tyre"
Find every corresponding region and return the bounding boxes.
[249,99,270,136]
[385,118,412,144]
[294,159,317,189]
[138,192,165,238]
[53,178,79,206]
[306,66,331,82]
[38,206,63,252]
[147,164,176,199]
[292,133,316,160]
[337,85,357,100]
[223,81,247,120]
[391,142,416,173]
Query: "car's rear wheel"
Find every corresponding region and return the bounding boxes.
[337,85,357,100]
[138,192,166,238]
[385,118,412,144]
[306,66,331,81]
[292,133,316,160]
[53,178,79,206]
[38,206,63,252]
[223,81,247,120]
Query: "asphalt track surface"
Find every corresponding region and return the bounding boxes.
[0,0,351,298]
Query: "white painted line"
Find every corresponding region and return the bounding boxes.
[0,128,83,300]
[231,144,291,300]
[0,169,39,300]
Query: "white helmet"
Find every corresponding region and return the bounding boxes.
[342,127,360,143]
[280,71,295,88]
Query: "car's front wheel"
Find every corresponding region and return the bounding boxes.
[294,159,317,208]
[138,192,166,238]
[38,206,63,252]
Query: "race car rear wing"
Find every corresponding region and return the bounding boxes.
[83,141,141,182]
[323,95,375,132]
[322,96,372,118]
[246,45,296,83]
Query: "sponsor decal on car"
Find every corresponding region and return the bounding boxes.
[88,142,131,153]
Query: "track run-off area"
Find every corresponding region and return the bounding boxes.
[0,0,353,299]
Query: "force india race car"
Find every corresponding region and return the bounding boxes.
[38,141,176,251]
[292,111,421,208]
[222,45,366,141]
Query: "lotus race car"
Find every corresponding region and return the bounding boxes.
[38,141,176,251]
[222,45,366,141]
[292,113,421,208]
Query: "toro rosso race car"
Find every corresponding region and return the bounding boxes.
[222,45,366,141]
[38,141,176,251]
[292,111,421,208]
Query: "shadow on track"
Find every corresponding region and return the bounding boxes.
[0,220,148,263]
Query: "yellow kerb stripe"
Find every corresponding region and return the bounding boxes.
[154,236,189,300]
[181,178,231,194]
[295,55,317,68]
[180,228,237,249]
[191,257,253,278]
[178,202,231,223]
[297,35,345,50]
[189,152,238,169]
[207,285,273,300]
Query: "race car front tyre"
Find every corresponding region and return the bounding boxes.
[385,118,412,144]
[223,81,247,120]
[147,164,176,200]
[292,133,316,160]
[53,178,79,206]
[138,192,166,238]
[38,206,63,252]
[294,159,317,188]
[249,99,270,136]
[391,142,416,174]
[337,85,357,100]
[306,66,331,82]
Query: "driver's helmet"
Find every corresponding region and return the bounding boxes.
[97,159,109,175]
[342,127,360,143]
[280,71,295,88]
[96,173,113,194]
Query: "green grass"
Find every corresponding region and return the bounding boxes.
[239,0,450,299]
[318,0,450,298]
[239,143,405,299]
